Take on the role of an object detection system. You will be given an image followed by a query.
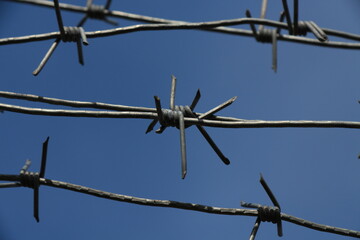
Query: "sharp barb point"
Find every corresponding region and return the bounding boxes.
[34,184,40,222]
[105,0,112,9]
[190,89,201,111]
[146,119,158,134]
[199,96,237,119]
[259,174,281,209]
[40,137,50,178]
[170,75,177,111]
[53,0,65,36]
[179,112,187,179]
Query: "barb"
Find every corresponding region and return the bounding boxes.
[147,76,231,178]
[241,174,283,239]
[281,0,293,35]
[293,0,299,35]
[246,9,278,72]
[278,0,327,41]
[77,0,117,27]
[11,137,50,222]
[0,170,359,238]
[258,0,268,33]
[32,0,89,75]
[276,12,286,34]
[245,0,329,71]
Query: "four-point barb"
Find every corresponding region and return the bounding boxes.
[146,75,235,179]
[241,174,283,240]
[77,0,118,27]
[246,0,328,72]
[0,137,50,222]
[33,0,89,76]
[21,137,50,222]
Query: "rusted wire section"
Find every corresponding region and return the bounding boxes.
[0,90,360,130]
[0,170,359,238]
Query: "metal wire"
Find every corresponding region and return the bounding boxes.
[1,0,359,75]
[1,0,360,49]
[2,17,360,49]
[2,0,359,75]
[1,91,360,130]
[1,1,359,238]
[0,172,359,238]
[4,0,360,45]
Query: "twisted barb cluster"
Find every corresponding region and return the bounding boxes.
[78,0,118,27]
[0,137,49,222]
[147,76,232,178]
[32,0,89,75]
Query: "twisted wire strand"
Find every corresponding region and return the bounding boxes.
[0,92,360,129]
[0,90,240,122]
[5,0,360,43]
[1,1,360,49]
[0,174,358,238]
[0,90,155,113]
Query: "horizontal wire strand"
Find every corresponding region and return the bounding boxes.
[1,0,360,49]
[1,20,359,49]
[0,91,242,122]
[0,174,359,238]
[6,0,360,43]
[0,101,360,129]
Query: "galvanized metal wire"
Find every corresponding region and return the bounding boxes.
[1,10,360,49]
[1,1,360,239]
[0,171,359,238]
[1,90,360,130]
[4,0,360,48]
[2,0,360,75]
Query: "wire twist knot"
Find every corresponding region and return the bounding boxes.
[62,27,87,43]
[296,21,327,42]
[20,170,40,189]
[296,21,309,36]
[241,174,283,238]
[148,76,233,178]
[257,205,281,224]
[160,106,192,128]
[257,28,275,43]
[87,4,106,19]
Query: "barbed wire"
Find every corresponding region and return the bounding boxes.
[5,0,360,44]
[0,86,359,129]
[1,1,359,239]
[2,102,359,129]
[1,75,359,180]
[0,143,359,239]
[2,0,360,75]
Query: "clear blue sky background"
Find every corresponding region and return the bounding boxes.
[0,1,360,239]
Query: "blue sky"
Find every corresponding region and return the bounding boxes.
[0,0,360,239]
